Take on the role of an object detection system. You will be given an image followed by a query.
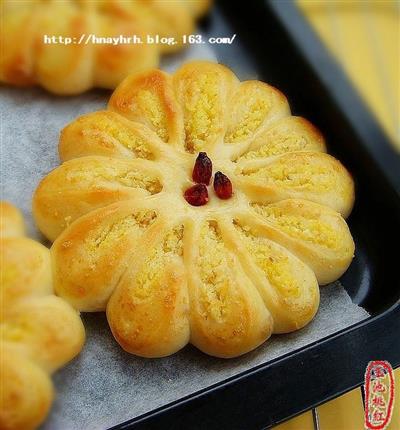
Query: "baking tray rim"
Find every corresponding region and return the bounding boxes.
[111,302,400,429]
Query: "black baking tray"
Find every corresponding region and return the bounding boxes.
[112,1,400,429]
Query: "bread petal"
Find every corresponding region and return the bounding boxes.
[247,199,355,284]
[0,201,25,238]
[224,218,319,333]
[109,69,183,146]
[59,110,163,161]
[236,151,355,217]
[52,200,160,311]
[33,156,163,241]
[0,237,52,320]
[107,223,190,357]
[186,219,273,358]
[237,116,326,161]
[173,61,238,154]
[2,296,85,373]
[0,347,53,430]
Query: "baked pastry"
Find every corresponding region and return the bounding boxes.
[0,0,210,94]
[0,202,85,430]
[33,61,355,358]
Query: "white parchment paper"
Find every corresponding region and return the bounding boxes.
[0,44,369,430]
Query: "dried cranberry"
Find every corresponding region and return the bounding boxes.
[214,171,233,200]
[192,152,212,185]
[184,184,209,206]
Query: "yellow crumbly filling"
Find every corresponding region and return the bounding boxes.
[65,162,162,194]
[251,204,339,249]
[181,72,221,153]
[241,134,309,159]
[89,210,157,253]
[234,222,301,299]
[197,221,235,321]
[241,156,334,191]
[162,225,184,256]
[135,89,169,142]
[225,86,270,144]
[131,225,184,301]
[80,114,154,159]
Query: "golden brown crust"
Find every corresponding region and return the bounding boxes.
[107,233,191,357]
[0,201,25,238]
[236,152,355,218]
[0,3,37,87]
[0,203,85,430]
[2,296,85,372]
[219,217,319,334]
[0,345,54,430]
[236,116,327,160]
[0,0,211,94]
[33,61,355,358]
[0,237,52,320]
[33,155,163,241]
[178,0,211,18]
[52,200,161,311]
[244,199,355,285]
[109,69,184,145]
[59,110,163,161]
[173,61,239,153]
[185,220,273,357]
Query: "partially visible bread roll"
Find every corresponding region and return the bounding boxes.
[0,201,25,238]
[0,202,85,430]
[0,345,53,430]
[0,0,211,94]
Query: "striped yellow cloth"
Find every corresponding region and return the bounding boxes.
[273,367,399,429]
[297,0,399,150]
[387,366,399,429]
[273,411,314,429]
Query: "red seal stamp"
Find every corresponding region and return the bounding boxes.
[364,361,395,430]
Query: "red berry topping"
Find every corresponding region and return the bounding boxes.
[192,152,212,185]
[184,184,209,206]
[214,171,233,200]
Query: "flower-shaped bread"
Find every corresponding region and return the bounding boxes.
[0,0,209,94]
[33,61,355,358]
[0,202,85,430]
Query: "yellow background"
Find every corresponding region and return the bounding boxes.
[298,0,399,150]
